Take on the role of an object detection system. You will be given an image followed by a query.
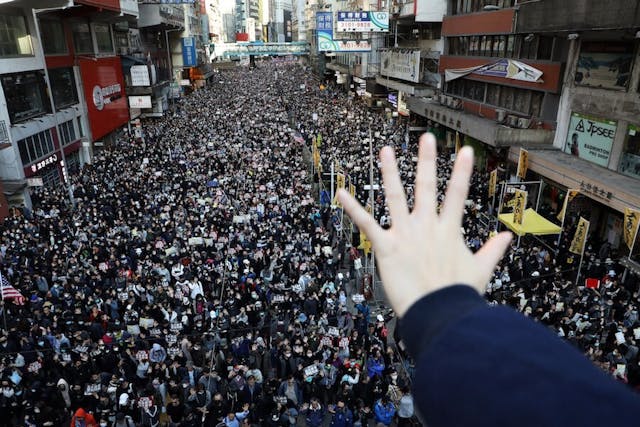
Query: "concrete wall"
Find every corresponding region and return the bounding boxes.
[516,0,640,34]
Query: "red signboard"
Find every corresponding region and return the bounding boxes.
[79,57,129,140]
[74,0,121,12]
[236,33,250,42]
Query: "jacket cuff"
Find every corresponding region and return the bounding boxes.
[399,285,486,359]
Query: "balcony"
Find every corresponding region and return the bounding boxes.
[516,0,640,33]
[407,96,554,148]
[138,4,185,29]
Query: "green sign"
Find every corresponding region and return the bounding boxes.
[564,112,616,167]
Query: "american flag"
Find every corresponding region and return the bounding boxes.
[1,273,25,305]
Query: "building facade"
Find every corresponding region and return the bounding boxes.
[0,0,137,211]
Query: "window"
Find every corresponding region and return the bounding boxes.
[49,68,78,109]
[537,36,554,60]
[72,21,93,53]
[93,23,113,53]
[76,117,84,138]
[513,88,529,113]
[620,124,640,179]
[486,83,500,106]
[493,35,506,57]
[0,14,32,56]
[529,91,543,117]
[499,86,515,110]
[58,120,76,146]
[469,36,480,55]
[505,35,515,58]
[520,35,538,60]
[1,71,51,124]
[40,19,67,54]
[17,128,56,165]
[481,36,490,56]
[464,80,485,101]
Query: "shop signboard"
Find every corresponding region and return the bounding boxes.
[79,57,128,141]
[128,95,153,109]
[182,37,197,67]
[564,112,616,167]
[316,12,333,52]
[336,11,389,32]
[620,124,640,179]
[381,49,420,83]
[130,65,150,86]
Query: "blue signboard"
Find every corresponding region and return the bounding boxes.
[182,37,197,67]
[336,11,389,32]
[316,12,333,52]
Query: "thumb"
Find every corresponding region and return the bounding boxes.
[472,232,512,291]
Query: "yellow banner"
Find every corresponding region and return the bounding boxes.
[517,148,529,180]
[349,183,356,197]
[557,189,579,222]
[624,208,640,249]
[569,217,589,255]
[333,173,346,207]
[312,145,321,170]
[336,173,345,190]
[513,189,527,225]
[488,169,497,198]
[454,131,461,154]
[358,202,373,253]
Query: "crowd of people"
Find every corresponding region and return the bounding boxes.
[0,59,638,427]
[0,62,414,427]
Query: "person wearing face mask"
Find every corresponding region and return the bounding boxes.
[328,399,353,427]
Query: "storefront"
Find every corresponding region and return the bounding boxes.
[79,57,129,147]
[509,147,640,252]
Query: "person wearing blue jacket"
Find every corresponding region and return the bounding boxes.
[373,396,395,425]
[329,399,353,427]
[337,134,640,427]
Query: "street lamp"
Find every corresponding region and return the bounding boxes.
[31,3,76,208]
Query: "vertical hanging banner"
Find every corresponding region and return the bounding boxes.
[333,172,346,207]
[570,217,590,255]
[454,131,461,154]
[624,208,640,249]
[557,189,579,222]
[349,183,356,197]
[488,169,497,198]
[517,148,529,180]
[316,12,334,52]
[182,37,197,67]
[513,189,527,225]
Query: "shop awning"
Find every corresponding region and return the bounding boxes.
[498,208,562,237]
[2,179,27,196]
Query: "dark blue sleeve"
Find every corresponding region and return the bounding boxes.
[399,285,640,427]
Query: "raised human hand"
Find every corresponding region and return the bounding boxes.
[337,133,512,317]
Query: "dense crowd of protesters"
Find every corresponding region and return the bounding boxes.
[0,60,638,427]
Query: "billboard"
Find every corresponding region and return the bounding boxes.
[576,42,633,90]
[381,49,421,83]
[128,95,153,109]
[130,65,150,86]
[564,112,616,167]
[79,57,128,141]
[316,12,333,52]
[336,11,389,32]
[182,37,197,67]
[284,10,292,42]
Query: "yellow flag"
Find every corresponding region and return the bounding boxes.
[454,131,461,154]
[624,208,640,249]
[312,145,321,170]
[517,148,529,180]
[557,189,579,222]
[488,169,497,198]
[358,232,372,255]
[349,183,356,197]
[569,217,589,255]
[513,189,527,225]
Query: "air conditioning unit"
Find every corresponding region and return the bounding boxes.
[495,109,506,123]
[518,118,532,129]
[506,115,519,127]
[439,94,447,105]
